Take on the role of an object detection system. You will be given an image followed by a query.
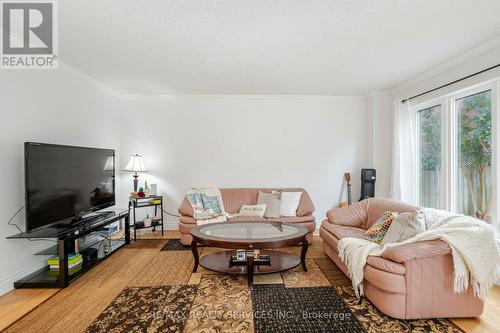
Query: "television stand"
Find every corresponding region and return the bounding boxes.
[7,210,130,288]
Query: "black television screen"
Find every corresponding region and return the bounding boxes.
[25,142,115,231]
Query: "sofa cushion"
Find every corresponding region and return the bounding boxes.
[179,219,197,233]
[179,188,315,217]
[320,223,405,276]
[257,191,281,218]
[381,210,426,245]
[366,256,406,275]
[221,188,259,214]
[366,198,418,229]
[239,204,267,217]
[363,211,398,244]
[178,196,194,217]
[180,215,197,225]
[294,189,315,216]
[277,216,315,224]
[181,215,315,226]
[326,202,368,228]
[227,215,315,225]
[321,221,366,240]
[382,240,451,263]
[181,216,316,236]
[364,264,407,294]
[280,191,302,217]
[227,216,268,222]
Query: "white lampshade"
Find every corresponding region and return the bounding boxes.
[103,156,115,172]
[124,154,147,172]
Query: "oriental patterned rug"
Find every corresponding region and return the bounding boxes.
[82,238,464,333]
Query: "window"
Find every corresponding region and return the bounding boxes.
[417,84,496,223]
[456,90,492,221]
[418,105,442,209]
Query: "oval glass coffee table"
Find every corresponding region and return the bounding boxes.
[190,221,308,286]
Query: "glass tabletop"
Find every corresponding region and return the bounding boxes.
[198,222,301,240]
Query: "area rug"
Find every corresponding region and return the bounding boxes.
[252,284,364,333]
[160,239,189,251]
[80,240,465,333]
[184,274,253,332]
[282,258,331,288]
[84,285,197,333]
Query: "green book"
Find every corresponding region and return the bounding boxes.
[47,253,82,266]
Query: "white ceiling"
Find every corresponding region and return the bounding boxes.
[60,0,500,95]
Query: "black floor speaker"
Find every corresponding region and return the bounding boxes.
[360,168,376,201]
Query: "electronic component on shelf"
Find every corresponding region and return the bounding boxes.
[230,250,271,264]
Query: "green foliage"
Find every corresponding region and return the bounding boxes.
[420,106,441,170]
[457,91,492,218]
[420,91,492,169]
[419,91,492,219]
[458,91,492,167]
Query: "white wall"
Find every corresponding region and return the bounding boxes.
[0,63,120,295]
[364,92,393,198]
[119,96,367,225]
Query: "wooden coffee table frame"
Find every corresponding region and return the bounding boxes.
[190,222,309,286]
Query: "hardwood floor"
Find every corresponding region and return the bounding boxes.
[0,230,499,333]
[453,285,500,333]
[0,288,59,332]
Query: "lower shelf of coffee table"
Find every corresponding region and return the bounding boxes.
[199,250,300,275]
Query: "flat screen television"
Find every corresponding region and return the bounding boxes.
[25,142,115,232]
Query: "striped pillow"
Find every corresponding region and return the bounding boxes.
[363,211,398,244]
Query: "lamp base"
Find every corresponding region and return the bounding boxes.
[133,174,139,192]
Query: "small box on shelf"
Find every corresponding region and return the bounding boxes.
[230,250,271,265]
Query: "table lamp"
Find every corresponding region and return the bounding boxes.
[124,154,147,191]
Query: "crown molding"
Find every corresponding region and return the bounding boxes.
[58,60,121,97]
[364,91,391,99]
[116,94,366,101]
[390,36,500,95]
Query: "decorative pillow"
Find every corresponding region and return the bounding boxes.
[280,192,302,217]
[257,191,281,218]
[381,210,426,245]
[239,204,267,217]
[363,211,398,244]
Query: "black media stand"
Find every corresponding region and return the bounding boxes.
[7,210,130,288]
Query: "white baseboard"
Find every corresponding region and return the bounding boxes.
[0,260,48,296]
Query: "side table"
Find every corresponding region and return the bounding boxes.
[129,195,164,241]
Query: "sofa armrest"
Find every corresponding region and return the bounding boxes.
[178,196,194,217]
[297,189,315,217]
[326,201,368,228]
[382,240,451,263]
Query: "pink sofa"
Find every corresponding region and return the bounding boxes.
[320,197,484,319]
[178,188,315,245]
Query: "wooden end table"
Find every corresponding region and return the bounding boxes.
[190,221,308,286]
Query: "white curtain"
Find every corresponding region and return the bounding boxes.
[390,100,418,205]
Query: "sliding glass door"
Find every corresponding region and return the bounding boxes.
[456,90,492,221]
[416,83,496,224]
[418,105,442,209]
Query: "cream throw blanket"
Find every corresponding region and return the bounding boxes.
[338,208,500,301]
[186,187,238,225]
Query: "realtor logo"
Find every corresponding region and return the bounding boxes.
[1,0,58,69]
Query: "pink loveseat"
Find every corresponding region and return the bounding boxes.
[178,188,315,245]
[320,197,484,319]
